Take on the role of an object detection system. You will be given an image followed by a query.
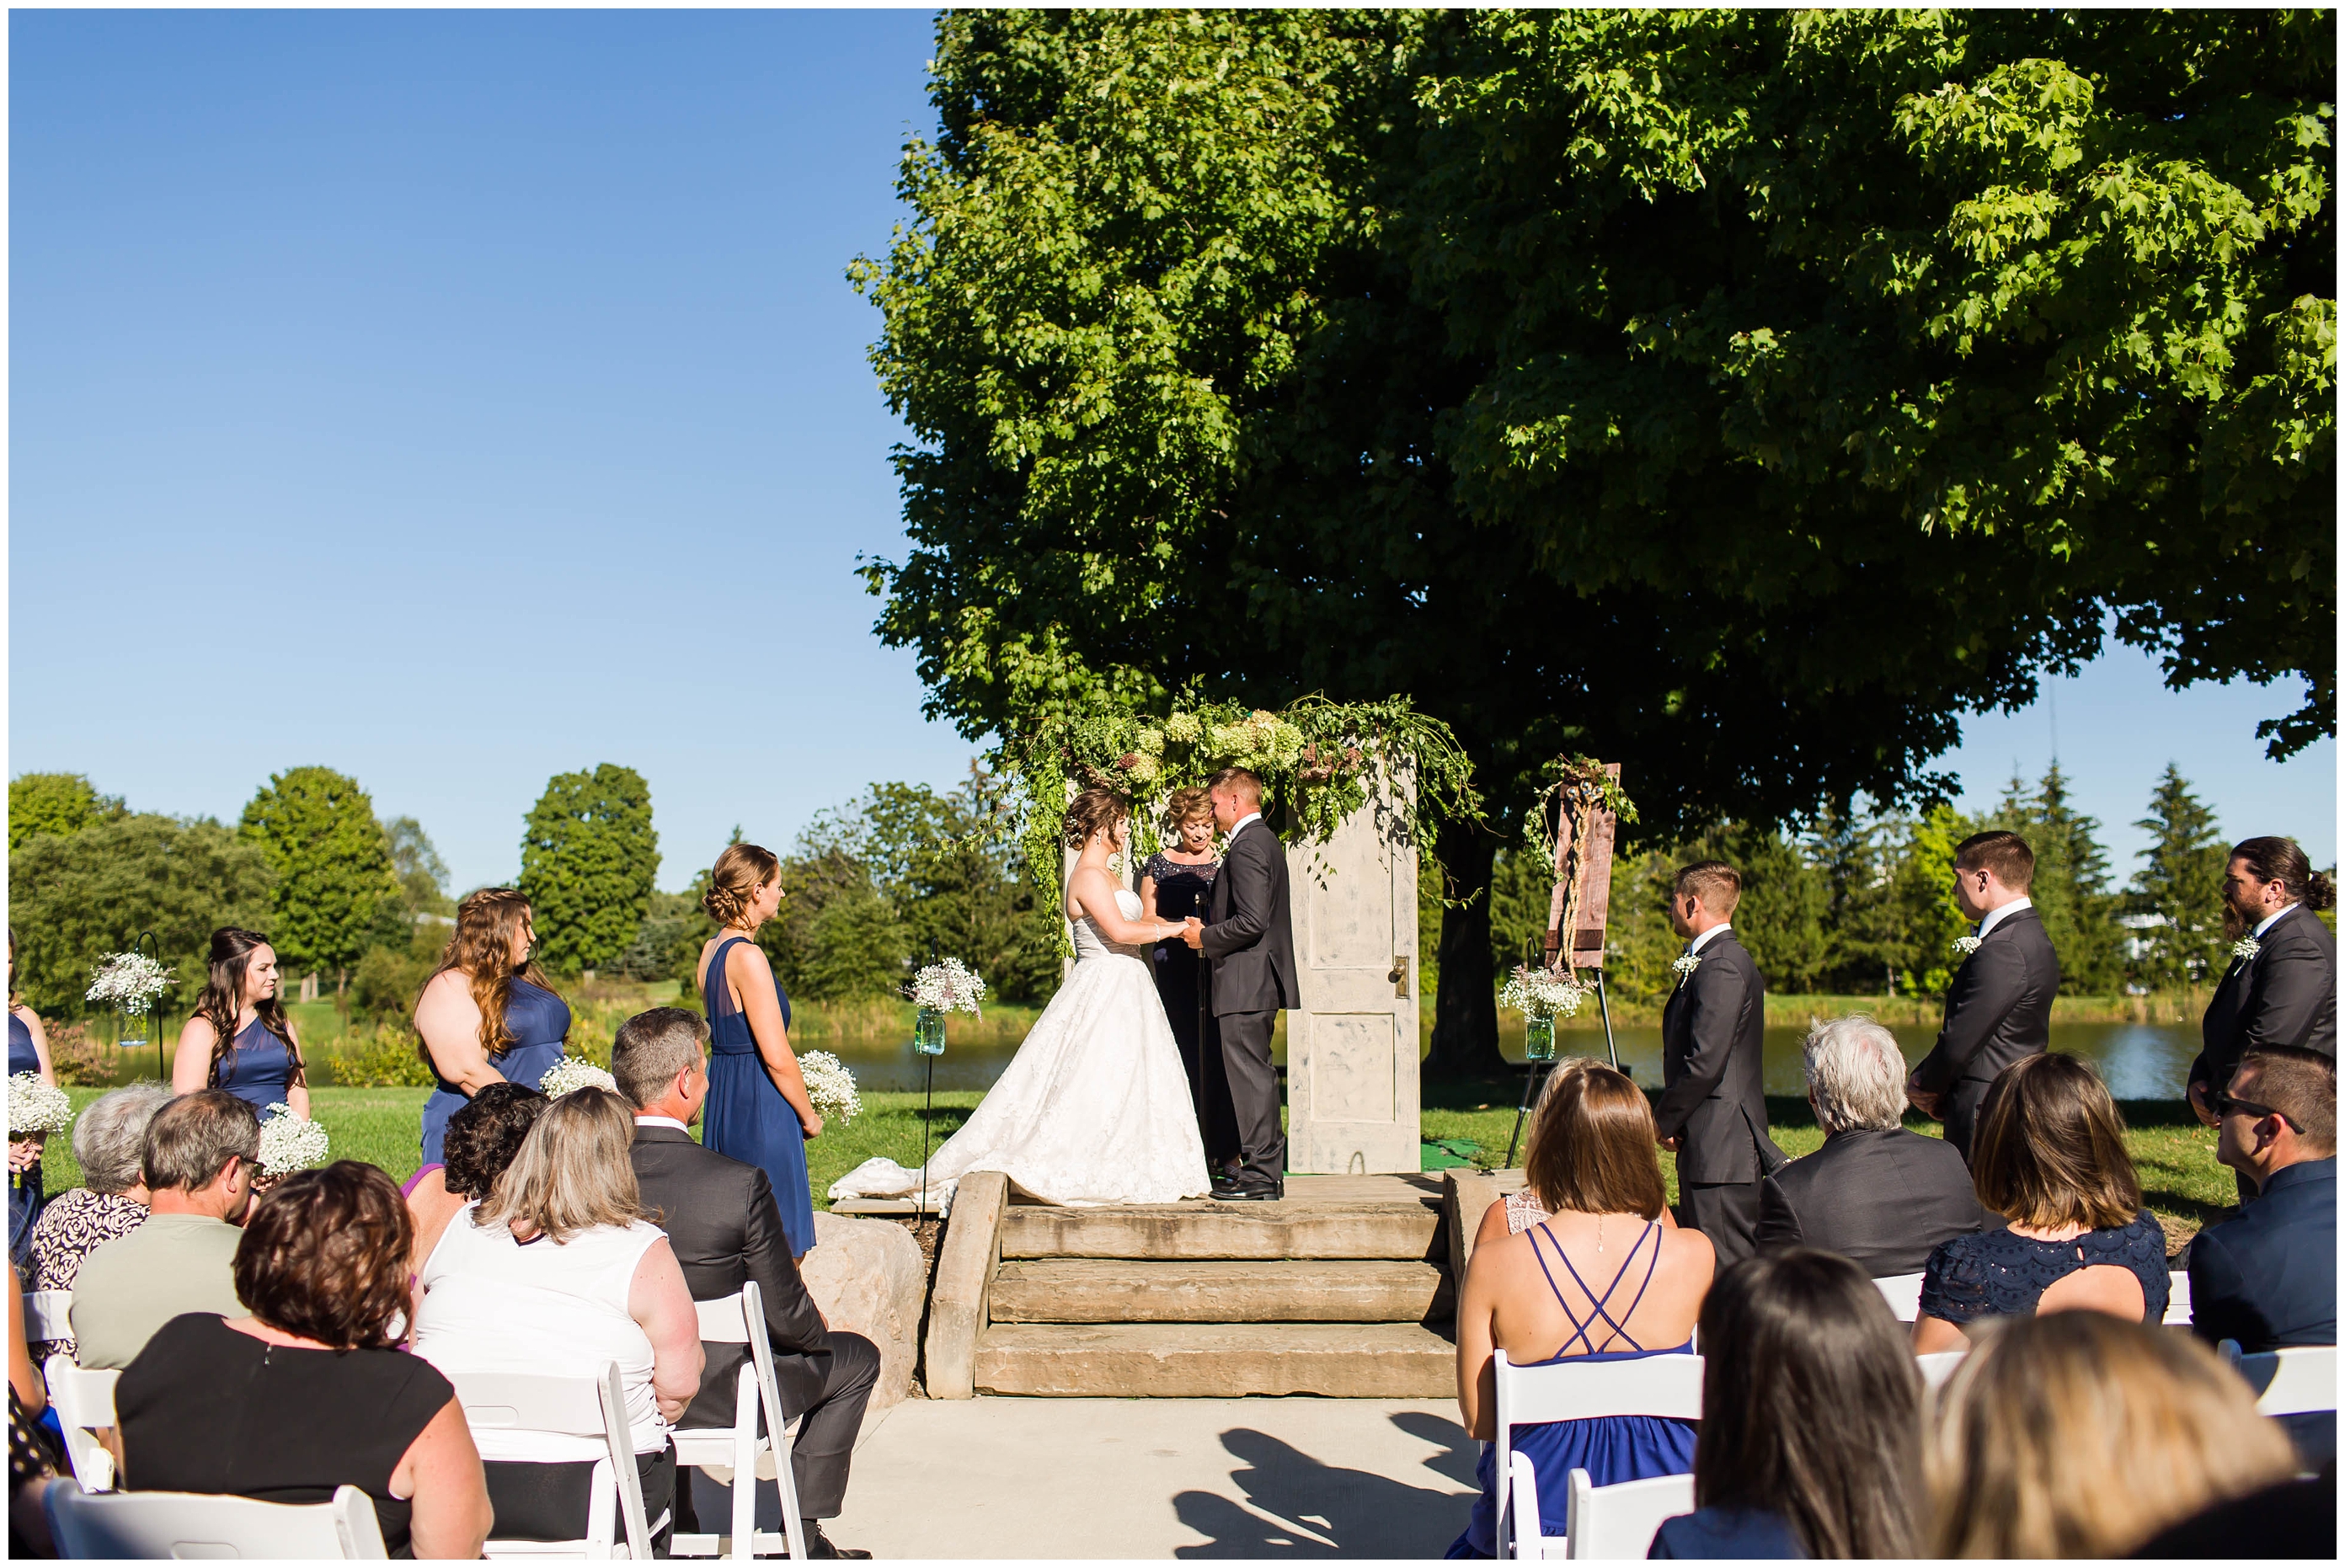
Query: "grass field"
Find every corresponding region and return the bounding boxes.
[39,1081,2235,1247]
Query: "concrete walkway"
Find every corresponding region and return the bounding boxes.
[828,1397,1477,1559]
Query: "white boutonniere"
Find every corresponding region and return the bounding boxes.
[1952,935,1983,957]
[2232,936,2262,963]
[1670,953,1702,984]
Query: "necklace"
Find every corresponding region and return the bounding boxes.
[1596,1213,1605,1254]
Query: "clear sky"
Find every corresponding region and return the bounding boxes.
[11,10,2335,898]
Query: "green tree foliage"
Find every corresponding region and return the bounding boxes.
[518,765,660,977]
[854,11,2332,1075]
[2128,765,2232,987]
[383,816,452,919]
[8,814,275,1016]
[9,773,125,851]
[239,767,403,985]
[1979,766,2127,993]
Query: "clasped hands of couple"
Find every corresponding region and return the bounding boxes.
[1178,916,1206,951]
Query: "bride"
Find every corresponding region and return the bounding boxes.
[830,787,1212,1208]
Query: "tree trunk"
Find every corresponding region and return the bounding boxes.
[1425,818,1510,1080]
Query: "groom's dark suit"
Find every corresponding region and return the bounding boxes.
[1201,815,1299,1189]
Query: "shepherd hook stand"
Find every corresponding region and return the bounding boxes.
[1504,968,1621,1168]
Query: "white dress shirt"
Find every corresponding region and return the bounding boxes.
[1688,921,1733,956]
[1976,894,2033,941]
[2255,902,2301,940]
[1226,811,1263,846]
[633,1114,689,1133]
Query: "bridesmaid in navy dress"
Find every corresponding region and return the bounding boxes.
[8,928,57,1264]
[413,889,571,1169]
[1139,786,1237,1176]
[173,930,309,1122]
[697,843,820,1259]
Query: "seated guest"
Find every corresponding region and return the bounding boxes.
[2128,1466,2337,1558]
[1651,1249,1920,1558]
[614,1007,877,1560]
[413,1086,702,1550]
[2192,1044,2336,1351]
[24,1082,171,1361]
[405,1083,548,1276]
[111,1163,492,1558]
[1755,1017,1986,1276]
[1913,1054,2169,1353]
[11,1259,63,1558]
[1926,1311,2297,1555]
[70,1091,258,1369]
[1476,1061,1679,1245]
[1450,1063,1714,1559]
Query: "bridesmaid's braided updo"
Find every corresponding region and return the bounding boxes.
[703,842,782,931]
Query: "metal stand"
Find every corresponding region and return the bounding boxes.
[1504,1059,1549,1170]
[1594,968,1619,1071]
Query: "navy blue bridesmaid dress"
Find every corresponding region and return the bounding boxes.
[8,1010,45,1264]
[210,1017,300,1115]
[701,936,815,1257]
[418,979,570,1167]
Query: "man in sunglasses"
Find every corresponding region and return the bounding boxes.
[2187,1045,2334,1386]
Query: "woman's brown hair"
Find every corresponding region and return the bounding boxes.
[1926,1311,2296,1556]
[1969,1053,2141,1231]
[703,842,782,930]
[1064,787,1130,851]
[474,1086,645,1243]
[234,1161,414,1350]
[1524,1059,1667,1220]
[427,888,561,1062]
[1696,1250,1921,1556]
[193,928,303,1091]
[1160,786,1214,839]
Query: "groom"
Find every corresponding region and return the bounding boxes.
[1183,766,1297,1201]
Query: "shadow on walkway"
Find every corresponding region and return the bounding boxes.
[1172,1419,1473,1558]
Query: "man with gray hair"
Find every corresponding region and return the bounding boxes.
[24,1081,174,1362]
[1755,1016,1986,1277]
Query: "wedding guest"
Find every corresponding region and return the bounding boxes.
[70,1091,258,1369]
[1477,1060,1680,1245]
[112,1163,492,1559]
[2129,1467,2337,1558]
[1450,1062,1714,1558]
[23,1081,170,1362]
[1650,1249,1921,1558]
[9,1261,61,1558]
[413,1087,702,1549]
[1652,861,1785,1265]
[414,888,571,1167]
[1912,1054,2168,1353]
[1755,1016,1986,1275]
[171,929,309,1120]
[1925,1312,2297,1556]
[1907,830,2060,1160]
[1140,785,1237,1178]
[8,930,56,1267]
[2189,838,2337,1195]
[2192,1043,2336,1351]
[405,1083,548,1277]
[698,844,820,1260]
[616,1008,878,1559]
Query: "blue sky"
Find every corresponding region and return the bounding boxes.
[11,10,2334,897]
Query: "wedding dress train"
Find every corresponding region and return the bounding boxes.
[829,889,1211,1209]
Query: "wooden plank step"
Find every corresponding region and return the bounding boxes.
[974,1321,1457,1398]
[999,1203,1440,1261]
[990,1258,1450,1324]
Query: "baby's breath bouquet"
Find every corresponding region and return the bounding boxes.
[906,957,987,1017]
[8,1074,73,1136]
[85,952,175,1015]
[799,1050,862,1126]
[1502,964,1590,1022]
[539,1056,619,1097]
[256,1105,330,1176]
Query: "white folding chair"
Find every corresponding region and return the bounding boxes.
[1491,1349,1703,1560]
[669,1283,806,1560]
[1915,1350,1968,1391]
[2164,1269,2193,1327]
[44,1476,388,1559]
[43,1355,120,1492]
[450,1362,654,1560]
[2227,1345,2338,1417]
[1872,1273,1925,1323]
[22,1288,73,1345]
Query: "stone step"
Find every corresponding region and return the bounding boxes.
[989,1258,1450,1324]
[998,1201,1440,1261]
[974,1321,1458,1398]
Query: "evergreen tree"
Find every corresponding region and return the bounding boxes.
[1987,765,2126,992]
[240,766,403,989]
[518,764,660,976]
[2129,765,2230,989]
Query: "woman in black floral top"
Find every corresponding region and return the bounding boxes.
[1140,787,1237,1176]
[24,1082,170,1363]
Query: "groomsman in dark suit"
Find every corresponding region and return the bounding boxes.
[1652,861,1786,1266]
[1907,830,2060,1161]
[2188,836,2337,1198]
[1183,765,1298,1201]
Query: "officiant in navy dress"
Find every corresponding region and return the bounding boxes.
[1140,787,1238,1176]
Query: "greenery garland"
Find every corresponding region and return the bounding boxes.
[993,692,1481,947]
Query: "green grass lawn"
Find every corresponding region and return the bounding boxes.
[43,1083,2234,1247]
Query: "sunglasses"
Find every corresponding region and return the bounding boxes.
[2215,1093,2300,1132]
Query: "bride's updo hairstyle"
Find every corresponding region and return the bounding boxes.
[703,842,782,930]
[1065,787,1130,851]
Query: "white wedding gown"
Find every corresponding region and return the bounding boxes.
[829,889,1211,1209]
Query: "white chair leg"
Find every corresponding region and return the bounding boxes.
[1509,1451,1543,1560]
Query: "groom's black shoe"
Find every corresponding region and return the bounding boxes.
[1223,1178,1284,1202]
[1210,1174,1247,1200]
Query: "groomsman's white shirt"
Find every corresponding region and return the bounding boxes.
[1688,921,1733,957]
[634,1115,690,1133]
[1975,894,2033,940]
[2255,902,2302,940]
[1227,811,1263,846]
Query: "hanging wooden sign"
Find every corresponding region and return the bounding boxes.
[1541,760,1625,973]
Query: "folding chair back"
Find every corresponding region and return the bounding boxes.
[1872,1273,1924,1323]
[1492,1350,1702,1560]
[2231,1345,2337,1416]
[43,1354,120,1491]
[1563,1469,1695,1560]
[1915,1350,1968,1391]
[2163,1269,2193,1327]
[670,1283,805,1561]
[450,1362,652,1560]
[43,1476,388,1559]
[22,1288,72,1344]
